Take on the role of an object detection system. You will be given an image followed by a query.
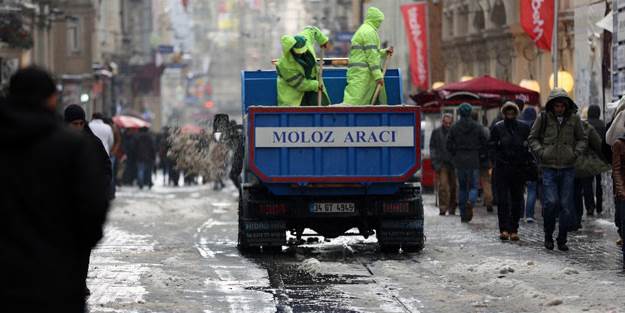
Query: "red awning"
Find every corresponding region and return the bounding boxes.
[435,75,540,106]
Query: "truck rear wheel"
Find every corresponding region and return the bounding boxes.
[379,244,400,254]
[402,243,424,253]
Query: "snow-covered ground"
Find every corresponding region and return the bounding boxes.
[88,178,625,313]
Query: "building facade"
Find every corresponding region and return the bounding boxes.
[441,0,575,104]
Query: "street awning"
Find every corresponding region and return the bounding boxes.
[435,75,541,106]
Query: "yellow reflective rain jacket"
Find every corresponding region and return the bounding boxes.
[275,26,330,106]
[343,7,388,105]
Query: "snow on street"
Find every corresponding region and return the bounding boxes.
[88,181,625,313]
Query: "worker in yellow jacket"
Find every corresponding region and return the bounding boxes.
[276,26,331,106]
[343,7,393,105]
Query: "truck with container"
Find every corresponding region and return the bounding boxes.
[215,66,424,253]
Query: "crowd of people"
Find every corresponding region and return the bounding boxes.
[430,88,624,253]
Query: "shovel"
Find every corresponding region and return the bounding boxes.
[370,53,391,106]
[317,48,325,107]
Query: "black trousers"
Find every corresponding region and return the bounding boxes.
[495,166,525,233]
[574,177,595,226]
[594,174,603,213]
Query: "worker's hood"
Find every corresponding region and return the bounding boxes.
[280,35,297,54]
[365,7,384,30]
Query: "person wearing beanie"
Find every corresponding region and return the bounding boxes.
[0,67,109,312]
[447,103,487,223]
[488,102,533,241]
[529,88,587,251]
[64,104,112,299]
[343,6,394,105]
[276,26,331,106]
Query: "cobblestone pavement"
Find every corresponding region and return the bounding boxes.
[87,182,625,313]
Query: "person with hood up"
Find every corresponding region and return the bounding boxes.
[276,26,331,106]
[447,103,487,223]
[520,106,539,223]
[0,66,109,312]
[529,88,587,251]
[343,6,393,105]
[488,102,532,241]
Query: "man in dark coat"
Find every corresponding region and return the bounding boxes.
[64,104,112,299]
[587,104,606,214]
[136,127,156,189]
[447,103,488,223]
[429,113,457,215]
[0,67,109,313]
[488,102,532,241]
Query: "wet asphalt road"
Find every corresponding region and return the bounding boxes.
[88,181,625,313]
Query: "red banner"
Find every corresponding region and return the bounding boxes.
[401,2,429,90]
[520,0,554,51]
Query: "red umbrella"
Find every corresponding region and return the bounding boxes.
[113,115,151,128]
[435,75,541,106]
[180,124,203,134]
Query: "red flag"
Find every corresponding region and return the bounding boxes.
[401,2,430,91]
[520,0,554,51]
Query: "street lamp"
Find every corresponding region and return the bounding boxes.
[549,70,574,93]
[519,79,541,93]
[432,81,445,89]
[80,93,90,103]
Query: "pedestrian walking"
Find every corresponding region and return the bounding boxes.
[430,113,457,215]
[587,105,606,214]
[488,102,532,241]
[0,66,109,313]
[64,104,113,299]
[104,116,123,197]
[343,6,393,105]
[474,110,494,213]
[520,106,539,223]
[89,113,114,156]
[612,135,625,264]
[447,103,487,223]
[136,127,156,189]
[276,26,331,106]
[529,88,587,251]
[573,120,610,229]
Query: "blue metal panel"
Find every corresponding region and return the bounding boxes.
[249,108,420,184]
[241,68,403,112]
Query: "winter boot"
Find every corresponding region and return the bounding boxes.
[499,231,510,241]
[466,202,474,222]
[557,242,569,251]
[509,233,520,241]
[544,235,555,250]
[486,205,494,213]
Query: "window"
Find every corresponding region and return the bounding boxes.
[67,17,81,54]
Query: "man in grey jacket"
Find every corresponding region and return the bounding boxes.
[529,88,587,251]
[430,113,457,215]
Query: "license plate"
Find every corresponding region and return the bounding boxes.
[311,202,355,213]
